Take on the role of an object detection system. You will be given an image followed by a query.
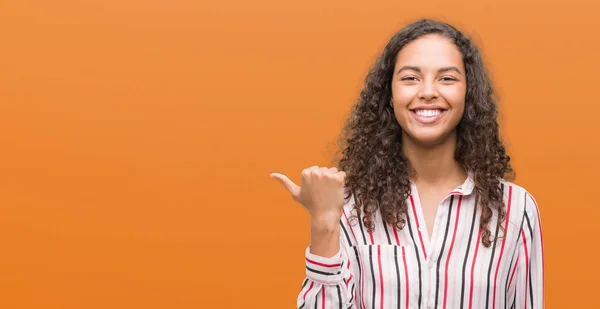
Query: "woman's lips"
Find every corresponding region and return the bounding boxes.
[410,109,447,124]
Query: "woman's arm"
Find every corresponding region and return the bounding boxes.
[297,220,357,309]
[513,192,544,308]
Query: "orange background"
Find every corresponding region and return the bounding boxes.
[0,0,598,308]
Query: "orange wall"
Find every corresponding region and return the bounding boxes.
[0,0,598,308]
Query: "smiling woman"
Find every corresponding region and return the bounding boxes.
[270,18,543,309]
[391,34,467,148]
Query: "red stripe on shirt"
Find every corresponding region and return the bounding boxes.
[492,185,513,309]
[306,257,342,268]
[303,281,314,301]
[358,244,367,309]
[443,195,463,309]
[393,223,401,246]
[410,195,428,260]
[347,257,352,287]
[522,229,530,309]
[469,229,482,309]
[322,286,326,308]
[377,245,384,309]
[402,246,410,309]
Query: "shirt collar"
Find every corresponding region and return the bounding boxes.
[409,172,475,196]
[450,172,475,196]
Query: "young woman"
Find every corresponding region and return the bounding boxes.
[271,18,543,309]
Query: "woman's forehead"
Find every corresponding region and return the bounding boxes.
[395,35,464,71]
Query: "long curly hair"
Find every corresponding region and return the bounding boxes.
[334,18,514,248]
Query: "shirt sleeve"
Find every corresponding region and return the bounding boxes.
[297,228,358,309]
[513,191,544,308]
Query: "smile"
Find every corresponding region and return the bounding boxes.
[410,109,448,124]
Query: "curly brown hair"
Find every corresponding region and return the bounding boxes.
[334,19,514,248]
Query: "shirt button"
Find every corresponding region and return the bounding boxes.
[418,226,426,232]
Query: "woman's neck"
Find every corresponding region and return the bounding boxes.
[402,131,467,187]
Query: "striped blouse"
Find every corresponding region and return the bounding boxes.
[297,175,544,309]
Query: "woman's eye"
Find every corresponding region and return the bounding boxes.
[401,76,418,81]
[440,77,457,81]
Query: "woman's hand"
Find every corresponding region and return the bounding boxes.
[270,166,346,221]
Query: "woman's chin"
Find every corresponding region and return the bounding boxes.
[404,130,454,148]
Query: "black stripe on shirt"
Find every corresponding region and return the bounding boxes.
[340,218,362,290]
[461,194,479,309]
[406,215,422,309]
[510,291,516,309]
[485,184,504,309]
[505,192,529,309]
[434,195,455,309]
[382,215,392,245]
[358,210,368,245]
[336,285,342,309]
[306,266,341,276]
[516,194,527,245]
[394,245,402,309]
[525,212,534,309]
[525,212,534,242]
[504,249,517,309]
[340,219,354,247]
[369,245,376,309]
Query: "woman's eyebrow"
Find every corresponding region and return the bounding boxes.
[396,65,462,75]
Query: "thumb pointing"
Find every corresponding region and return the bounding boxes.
[270,173,301,200]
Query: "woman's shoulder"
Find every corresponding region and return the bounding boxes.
[498,178,537,202]
[498,178,541,225]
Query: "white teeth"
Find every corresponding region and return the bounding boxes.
[415,109,442,117]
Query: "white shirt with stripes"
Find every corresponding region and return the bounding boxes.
[297,175,544,309]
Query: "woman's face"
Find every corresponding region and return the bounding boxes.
[391,34,467,148]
